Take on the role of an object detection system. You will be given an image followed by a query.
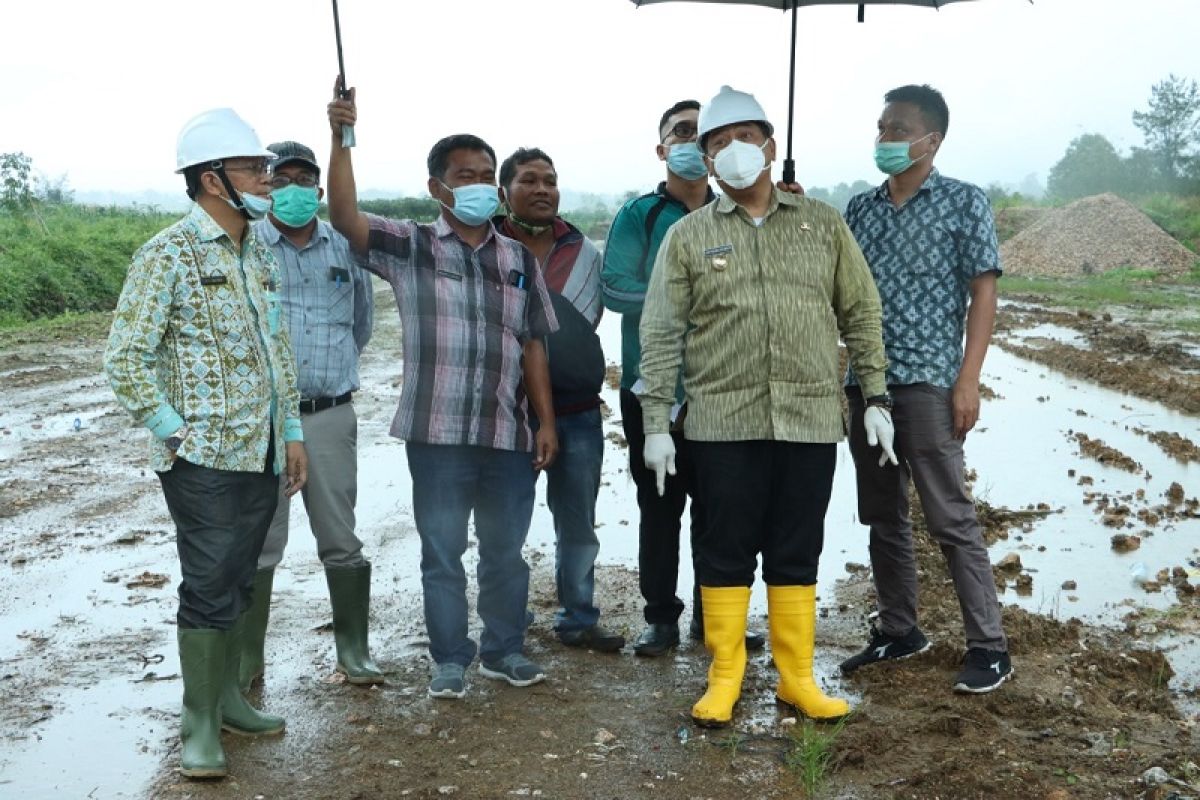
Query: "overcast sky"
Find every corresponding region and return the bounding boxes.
[3,0,1198,204]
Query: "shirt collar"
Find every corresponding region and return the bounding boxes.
[188,203,232,244]
[258,217,332,249]
[714,186,803,219]
[433,212,496,248]
[873,167,942,201]
[657,180,716,209]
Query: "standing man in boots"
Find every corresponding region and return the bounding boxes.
[601,99,764,657]
[238,140,382,691]
[841,84,1011,693]
[105,108,307,778]
[639,86,895,728]
[496,147,624,653]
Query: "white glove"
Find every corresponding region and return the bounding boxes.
[863,405,899,467]
[643,433,677,497]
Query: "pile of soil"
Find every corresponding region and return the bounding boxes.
[1000,194,1197,277]
[994,206,1050,243]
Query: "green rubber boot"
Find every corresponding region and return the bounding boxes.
[238,568,275,692]
[326,563,384,685]
[221,615,285,736]
[177,628,227,778]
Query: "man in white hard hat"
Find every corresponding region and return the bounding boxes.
[236,140,383,692]
[105,108,308,779]
[638,86,895,728]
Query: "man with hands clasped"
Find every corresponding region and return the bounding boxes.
[638,86,896,729]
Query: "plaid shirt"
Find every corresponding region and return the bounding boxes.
[254,218,373,398]
[360,213,557,452]
[105,204,303,474]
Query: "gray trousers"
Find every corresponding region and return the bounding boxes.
[848,383,1006,651]
[259,402,366,570]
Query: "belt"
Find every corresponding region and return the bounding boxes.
[299,391,352,414]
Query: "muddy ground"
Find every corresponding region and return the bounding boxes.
[1,292,1198,800]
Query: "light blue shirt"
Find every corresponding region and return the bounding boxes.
[255,218,373,398]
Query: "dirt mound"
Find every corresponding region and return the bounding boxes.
[1000,193,1197,277]
[994,205,1049,243]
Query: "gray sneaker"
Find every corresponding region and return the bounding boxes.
[478,653,546,687]
[428,662,467,699]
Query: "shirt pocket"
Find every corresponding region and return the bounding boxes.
[485,281,528,338]
[323,279,354,327]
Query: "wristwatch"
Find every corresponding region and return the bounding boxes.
[165,425,190,452]
[865,393,894,411]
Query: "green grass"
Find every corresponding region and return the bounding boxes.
[784,718,847,797]
[1000,267,1200,313]
[0,204,175,328]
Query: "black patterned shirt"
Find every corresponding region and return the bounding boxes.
[845,170,1002,389]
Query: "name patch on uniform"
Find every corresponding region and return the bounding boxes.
[436,269,463,281]
[705,244,733,271]
[200,274,227,286]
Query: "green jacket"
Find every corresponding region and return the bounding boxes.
[600,181,712,394]
[640,188,888,442]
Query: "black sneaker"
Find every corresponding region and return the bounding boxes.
[953,648,1013,694]
[632,623,679,657]
[839,624,931,675]
[558,624,626,653]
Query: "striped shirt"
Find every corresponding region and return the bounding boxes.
[639,188,888,443]
[254,218,373,398]
[360,213,558,452]
[105,204,303,474]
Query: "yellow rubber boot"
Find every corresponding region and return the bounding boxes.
[768,585,850,721]
[691,586,750,728]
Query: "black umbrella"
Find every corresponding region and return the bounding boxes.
[630,0,989,184]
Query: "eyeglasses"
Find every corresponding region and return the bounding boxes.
[269,173,319,189]
[220,160,272,176]
[662,121,698,142]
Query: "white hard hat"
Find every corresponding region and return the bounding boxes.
[698,86,774,148]
[175,108,275,173]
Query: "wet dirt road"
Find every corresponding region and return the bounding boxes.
[1,291,1197,799]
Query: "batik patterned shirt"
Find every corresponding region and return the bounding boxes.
[105,204,303,474]
[844,170,1002,388]
[360,213,557,452]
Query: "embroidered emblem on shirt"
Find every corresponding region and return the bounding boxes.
[705,244,733,271]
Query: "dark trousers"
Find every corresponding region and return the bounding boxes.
[689,440,836,587]
[620,389,701,624]
[847,384,1006,650]
[158,443,279,630]
[406,443,536,666]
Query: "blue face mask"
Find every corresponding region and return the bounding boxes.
[439,181,499,227]
[874,133,934,176]
[666,142,708,180]
[225,190,272,220]
[270,185,320,228]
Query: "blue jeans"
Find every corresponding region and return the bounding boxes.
[534,408,604,633]
[406,442,536,666]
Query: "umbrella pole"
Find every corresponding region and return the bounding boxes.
[782,1,797,186]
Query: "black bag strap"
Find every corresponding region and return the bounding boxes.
[638,195,671,282]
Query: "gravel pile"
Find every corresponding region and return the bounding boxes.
[1000,193,1197,277]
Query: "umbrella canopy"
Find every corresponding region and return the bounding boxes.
[630,0,984,184]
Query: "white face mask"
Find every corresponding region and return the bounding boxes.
[711,140,769,190]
